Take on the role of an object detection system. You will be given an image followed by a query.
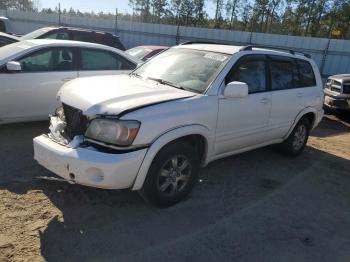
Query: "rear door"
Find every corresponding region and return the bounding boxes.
[77,48,136,78]
[0,47,78,121]
[266,55,305,140]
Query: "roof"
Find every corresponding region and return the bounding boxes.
[39,26,119,36]
[25,39,112,49]
[139,45,168,50]
[177,43,312,60]
[178,43,243,55]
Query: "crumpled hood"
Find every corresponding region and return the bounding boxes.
[59,75,195,117]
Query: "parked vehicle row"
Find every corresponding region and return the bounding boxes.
[33,43,324,207]
[0,25,171,124]
[0,26,126,49]
[0,25,327,207]
[0,39,141,124]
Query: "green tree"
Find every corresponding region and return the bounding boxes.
[152,0,168,22]
[226,0,240,29]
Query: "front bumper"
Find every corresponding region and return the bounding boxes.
[324,95,350,110]
[33,135,147,189]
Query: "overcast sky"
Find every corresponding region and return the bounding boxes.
[38,0,217,17]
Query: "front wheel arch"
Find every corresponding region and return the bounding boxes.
[131,125,212,191]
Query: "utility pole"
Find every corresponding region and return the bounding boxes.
[58,3,61,25]
[115,8,118,35]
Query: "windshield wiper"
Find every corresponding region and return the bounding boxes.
[146,77,185,90]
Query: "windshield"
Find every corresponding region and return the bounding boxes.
[21,28,51,40]
[126,47,152,60]
[133,48,230,93]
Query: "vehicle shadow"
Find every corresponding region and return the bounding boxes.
[37,146,350,261]
[1,121,350,261]
[311,113,350,138]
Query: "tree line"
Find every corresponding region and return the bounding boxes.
[1,0,350,39]
[127,0,350,39]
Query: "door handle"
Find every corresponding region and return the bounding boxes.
[260,98,270,104]
[297,92,303,98]
[62,77,75,82]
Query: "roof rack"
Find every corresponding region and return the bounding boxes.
[180,41,232,46]
[240,45,311,58]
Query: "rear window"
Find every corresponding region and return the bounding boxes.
[295,59,316,87]
[72,32,96,43]
[80,48,135,71]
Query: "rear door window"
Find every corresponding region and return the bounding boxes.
[269,57,295,90]
[295,59,316,87]
[79,48,135,71]
[44,32,70,40]
[72,32,96,43]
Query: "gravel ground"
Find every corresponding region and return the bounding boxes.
[0,112,349,262]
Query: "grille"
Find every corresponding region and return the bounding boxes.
[62,103,88,140]
[330,80,341,93]
[342,82,350,94]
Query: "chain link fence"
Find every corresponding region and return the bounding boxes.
[1,9,350,77]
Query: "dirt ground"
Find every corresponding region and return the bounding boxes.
[0,112,349,262]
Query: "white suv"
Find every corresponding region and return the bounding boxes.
[33,43,324,207]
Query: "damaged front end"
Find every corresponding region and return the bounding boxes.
[48,104,88,148]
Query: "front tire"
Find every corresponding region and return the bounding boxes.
[140,141,200,207]
[280,118,310,157]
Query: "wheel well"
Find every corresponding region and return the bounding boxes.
[302,112,316,127]
[165,135,207,165]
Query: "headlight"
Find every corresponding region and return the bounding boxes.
[85,119,140,147]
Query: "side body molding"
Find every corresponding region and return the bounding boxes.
[131,124,213,191]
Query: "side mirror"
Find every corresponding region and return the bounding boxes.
[6,61,21,72]
[224,81,248,98]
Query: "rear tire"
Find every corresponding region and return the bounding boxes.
[140,141,200,207]
[279,118,310,157]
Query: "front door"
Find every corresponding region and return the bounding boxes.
[215,55,272,156]
[0,47,78,122]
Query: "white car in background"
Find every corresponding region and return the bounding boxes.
[0,39,141,124]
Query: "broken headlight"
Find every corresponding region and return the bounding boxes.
[85,119,140,147]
